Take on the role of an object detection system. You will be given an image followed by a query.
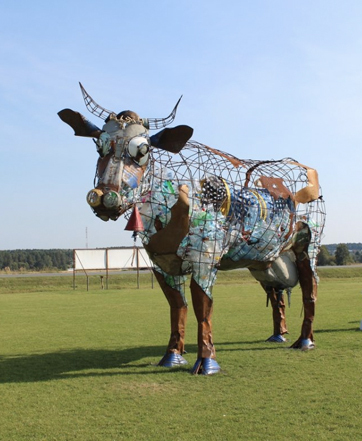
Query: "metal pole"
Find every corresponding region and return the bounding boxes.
[137,247,140,289]
[73,250,76,290]
[106,248,109,290]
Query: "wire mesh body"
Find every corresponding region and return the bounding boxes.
[128,142,326,294]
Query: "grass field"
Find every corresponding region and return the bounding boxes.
[0,268,361,440]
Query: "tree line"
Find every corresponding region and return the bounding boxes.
[0,244,361,272]
[317,243,362,266]
[0,249,73,271]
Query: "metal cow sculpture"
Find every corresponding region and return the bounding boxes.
[58,83,326,375]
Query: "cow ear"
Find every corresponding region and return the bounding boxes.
[150,125,193,153]
[58,109,102,138]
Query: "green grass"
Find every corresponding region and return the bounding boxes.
[0,268,361,440]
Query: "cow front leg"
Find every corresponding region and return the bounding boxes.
[291,221,317,350]
[264,285,288,343]
[153,269,188,367]
[189,277,221,375]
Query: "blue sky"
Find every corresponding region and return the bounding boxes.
[1,1,361,249]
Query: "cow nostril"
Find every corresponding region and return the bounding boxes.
[103,191,121,208]
[87,189,103,207]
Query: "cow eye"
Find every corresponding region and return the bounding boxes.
[128,136,150,166]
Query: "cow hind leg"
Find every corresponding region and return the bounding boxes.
[189,277,221,375]
[153,269,189,367]
[264,285,288,343]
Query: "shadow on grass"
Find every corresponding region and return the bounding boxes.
[315,327,361,334]
[0,345,188,384]
[0,339,289,384]
[217,339,288,350]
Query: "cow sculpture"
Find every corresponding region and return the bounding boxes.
[58,83,326,375]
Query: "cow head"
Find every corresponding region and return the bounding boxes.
[58,83,193,221]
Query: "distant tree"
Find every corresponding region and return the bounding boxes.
[335,243,352,266]
[317,245,334,266]
[353,251,362,263]
[0,249,73,271]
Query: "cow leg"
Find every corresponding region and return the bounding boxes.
[189,277,221,375]
[153,269,189,367]
[290,259,317,350]
[264,285,288,343]
[291,222,317,350]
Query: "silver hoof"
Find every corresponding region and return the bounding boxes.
[300,338,315,350]
[266,334,287,343]
[158,352,188,367]
[191,357,221,375]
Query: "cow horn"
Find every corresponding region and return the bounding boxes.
[79,82,114,121]
[143,96,183,130]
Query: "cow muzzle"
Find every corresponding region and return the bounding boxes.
[86,188,124,221]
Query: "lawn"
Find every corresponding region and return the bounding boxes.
[0,268,361,440]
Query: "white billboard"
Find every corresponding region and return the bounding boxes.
[74,247,152,270]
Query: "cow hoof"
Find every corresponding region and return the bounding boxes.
[266,334,287,343]
[291,338,315,350]
[300,338,315,351]
[191,357,221,375]
[158,352,188,368]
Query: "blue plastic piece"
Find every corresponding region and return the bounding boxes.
[266,334,287,343]
[158,352,188,368]
[191,357,221,375]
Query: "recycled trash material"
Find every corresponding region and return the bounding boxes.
[58,84,326,373]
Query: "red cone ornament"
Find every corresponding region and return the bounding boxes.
[124,206,144,232]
